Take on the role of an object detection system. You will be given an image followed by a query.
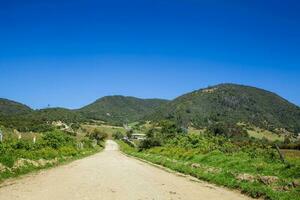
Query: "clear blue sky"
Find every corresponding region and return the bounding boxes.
[0,0,299,109]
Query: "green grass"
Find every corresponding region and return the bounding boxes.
[0,145,103,183]
[0,130,104,183]
[247,127,284,142]
[118,141,300,200]
[282,149,300,160]
[188,127,206,135]
[82,124,126,138]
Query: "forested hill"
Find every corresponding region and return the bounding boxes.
[79,96,169,125]
[146,84,300,132]
[1,84,300,133]
[0,98,32,116]
[0,96,169,130]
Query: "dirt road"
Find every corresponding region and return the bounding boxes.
[0,140,251,200]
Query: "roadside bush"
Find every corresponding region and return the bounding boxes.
[81,137,93,148]
[42,130,75,149]
[14,140,35,150]
[32,147,59,159]
[138,138,161,150]
[89,129,107,144]
[126,129,133,139]
[0,128,102,183]
[159,120,183,140]
[0,143,4,154]
[0,153,16,167]
[112,131,123,140]
[59,146,78,157]
[206,122,247,138]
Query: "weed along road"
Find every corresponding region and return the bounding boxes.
[0,140,251,200]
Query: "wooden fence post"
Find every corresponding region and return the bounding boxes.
[0,130,3,142]
[275,144,287,164]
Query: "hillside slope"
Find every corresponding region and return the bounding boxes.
[147,84,300,132]
[0,99,82,131]
[32,108,84,123]
[0,98,32,116]
[79,96,169,125]
[1,84,299,133]
[0,96,168,130]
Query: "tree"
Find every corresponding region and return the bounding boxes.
[89,129,107,144]
[160,120,182,139]
[112,131,123,140]
[71,123,81,131]
[206,122,247,138]
[42,130,74,149]
[283,136,291,144]
[126,129,133,139]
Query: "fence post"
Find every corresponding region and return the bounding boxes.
[275,144,287,164]
[77,142,84,150]
[92,139,97,148]
[0,130,3,142]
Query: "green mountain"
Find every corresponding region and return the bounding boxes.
[0,96,168,130]
[147,84,300,132]
[1,84,300,133]
[0,99,82,131]
[32,108,84,123]
[0,98,32,116]
[79,96,169,125]
[0,99,82,121]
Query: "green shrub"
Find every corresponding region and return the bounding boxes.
[81,137,93,148]
[0,143,4,154]
[0,129,102,182]
[138,138,161,150]
[112,131,123,140]
[0,153,16,167]
[42,130,74,149]
[89,129,107,144]
[206,122,247,138]
[159,120,184,140]
[33,147,60,159]
[14,140,35,150]
[119,138,300,200]
[59,146,78,157]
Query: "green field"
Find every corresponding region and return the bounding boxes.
[81,124,126,138]
[247,128,285,142]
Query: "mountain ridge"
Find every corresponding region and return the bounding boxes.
[146,83,300,132]
[1,83,299,132]
[0,98,32,116]
[79,95,169,125]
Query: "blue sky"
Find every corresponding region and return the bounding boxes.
[0,0,299,109]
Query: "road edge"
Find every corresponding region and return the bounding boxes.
[119,150,254,199]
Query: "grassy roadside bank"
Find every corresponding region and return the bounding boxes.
[0,145,103,184]
[118,141,300,200]
[0,130,104,183]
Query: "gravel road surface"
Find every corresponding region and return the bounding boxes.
[0,140,251,200]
